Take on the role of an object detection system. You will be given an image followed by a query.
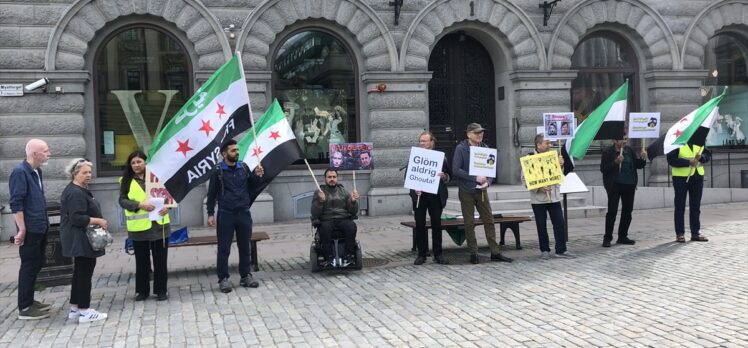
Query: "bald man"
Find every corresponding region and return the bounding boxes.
[8,139,52,319]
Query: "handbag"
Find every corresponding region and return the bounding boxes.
[86,225,113,252]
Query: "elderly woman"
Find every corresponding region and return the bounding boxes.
[60,158,108,323]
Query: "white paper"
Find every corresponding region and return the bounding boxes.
[559,172,589,194]
[404,147,444,194]
[468,146,497,178]
[628,112,660,139]
[148,197,166,221]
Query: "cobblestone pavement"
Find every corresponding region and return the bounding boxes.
[0,203,746,347]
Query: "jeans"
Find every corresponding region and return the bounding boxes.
[216,209,252,281]
[531,203,566,254]
[414,193,443,258]
[604,183,636,241]
[458,189,499,254]
[673,175,703,237]
[133,239,168,296]
[318,219,357,259]
[18,232,47,310]
[70,257,96,308]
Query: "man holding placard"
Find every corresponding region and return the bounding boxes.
[452,123,512,264]
[405,131,450,265]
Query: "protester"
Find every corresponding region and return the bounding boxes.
[667,144,711,242]
[119,150,170,301]
[9,139,52,320]
[453,123,512,264]
[600,138,647,247]
[525,134,574,259]
[206,140,264,293]
[409,131,450,265]
[311,168,359,266]
[60,158,108,323]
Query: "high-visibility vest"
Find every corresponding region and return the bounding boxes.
[672,145,705,177]
[120,178,170,232]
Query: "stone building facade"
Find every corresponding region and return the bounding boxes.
[1,0,747,237]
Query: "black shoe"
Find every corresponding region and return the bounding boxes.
[691,235,709,242]
[490,253,513,262]
[470,253,480,264]
[156,293,168,301]
[219,278,233,293]
[135,293,149,301]
[602,240,611,248]
[616,238,636,245]
[240,275,259,288]
[434,255,449,265]
[414,256,426,265]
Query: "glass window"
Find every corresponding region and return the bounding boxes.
[570,33,638,149]
[95,26,191,174]
[272,30,357,164]
[704,33,748,147]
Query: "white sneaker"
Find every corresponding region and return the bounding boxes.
[540,251,550,260]
[68,308,80,319]
[78,309,107,323]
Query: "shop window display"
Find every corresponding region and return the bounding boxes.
[704,32,748,148]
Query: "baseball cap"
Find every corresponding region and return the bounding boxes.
[466,123,485,133]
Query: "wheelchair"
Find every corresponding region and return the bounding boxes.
[309,218,363,272]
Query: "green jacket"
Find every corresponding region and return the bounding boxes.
[311,184,359,221]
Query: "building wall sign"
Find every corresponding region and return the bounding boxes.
[0,84,23,96]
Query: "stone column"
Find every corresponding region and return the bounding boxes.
[361,71,432,216]
[643,70,707,186]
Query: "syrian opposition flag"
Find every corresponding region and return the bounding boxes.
[647,89,726,160]
[237,98,304,205]
[566,81,628,161]
[147,54,252,202]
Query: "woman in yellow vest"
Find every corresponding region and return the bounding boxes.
[667,144,711,243]
[119,150,170,301]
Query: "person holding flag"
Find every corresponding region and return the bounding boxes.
[648,90,725,243]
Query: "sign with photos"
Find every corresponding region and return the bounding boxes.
[328,142,374,170]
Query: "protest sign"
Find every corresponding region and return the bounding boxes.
[520,150,564,190]
[543,112,575,140]
[328,142,374,170]
[628,112,660,139]
[404,147,444,194]
[469,146,497,178]
[145,168,178,208]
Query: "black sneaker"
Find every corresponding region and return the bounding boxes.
[32,300,51,312]
[156,293,169,301]
[135,293,148,301]
[434,255,449,265]
[602,240,612,247]
[414,256,426,265]
[18,306,50,320]
[616,238,636,245]
[219,278,233,293]
[490,253,513,262]
[239,276,259,288]
[470,253,480,264]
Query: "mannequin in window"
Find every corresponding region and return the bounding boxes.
[734,117,745,143]
[329,106,346,144]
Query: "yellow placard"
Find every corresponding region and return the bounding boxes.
[520,150,564,191]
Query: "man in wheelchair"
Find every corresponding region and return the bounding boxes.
[311,168,360,269]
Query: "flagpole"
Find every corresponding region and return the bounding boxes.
[304,159,321,190]
[235,50,263,177]
[353,170,357,192]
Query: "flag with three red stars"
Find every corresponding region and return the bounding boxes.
[237,98,304,205]
[147,54,253,202]
[646,89,726,160]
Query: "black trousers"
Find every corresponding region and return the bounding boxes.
[414,193,443,258]
[70,257,96,309]
[605,183,636,241]
[216,209,252,281]
[673,175,703,236]
[318,219,357,259]
[18,232,47,310]
[133,239,168,296]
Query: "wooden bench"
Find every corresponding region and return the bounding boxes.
[400,215,531,250]
[170,231,269,272]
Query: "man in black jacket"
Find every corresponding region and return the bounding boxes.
[600,138,647,247]
[311,168,360,266]
[206,140,264,293]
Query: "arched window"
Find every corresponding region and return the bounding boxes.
[704,32,747,147]
[272,30,357,165]
[570,32,638,147]
[94,26,192,175]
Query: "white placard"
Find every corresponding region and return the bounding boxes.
[559,172,589,194]
[628,112,660,139]
[543,112,576,140]
[404,147,444,194]
[148,197,165,221]
[468,146,497,178]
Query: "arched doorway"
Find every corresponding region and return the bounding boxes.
[428,33,495,163]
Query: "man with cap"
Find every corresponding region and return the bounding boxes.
[452,123,512,264]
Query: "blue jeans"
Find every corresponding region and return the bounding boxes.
[531,202,566,254]
[216,208,252,281]
[673,175,703,237]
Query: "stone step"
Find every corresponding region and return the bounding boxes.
[442,205,607,220]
